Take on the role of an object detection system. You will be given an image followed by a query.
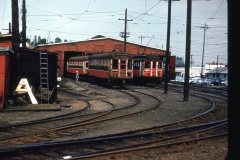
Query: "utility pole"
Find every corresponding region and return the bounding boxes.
[22,0,26,48]
[9,23,12,33]
[216,55,219,77]
[200,24,210,78]
[12,0,20,54]
[12,0,20,90]
[183,0,192,101]
[1,23,12,34]
[164,0,172,94]
[190,55,193,68]
[163,0,180,94]
[138,35,146,45]
[118,8,133,52]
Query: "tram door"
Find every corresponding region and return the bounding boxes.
[119,59,126,77]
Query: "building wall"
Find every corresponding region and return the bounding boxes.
[175,67,202,78]
[17,49,58,103]
[204,64,225,73]
[0,50,13,109]
[0,35,12,49]
[35,38,166,75]
[205,73,228,79]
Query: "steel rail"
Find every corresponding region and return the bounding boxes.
[0,89,142,146]
[0,98,91,130]
[0,120,227,159]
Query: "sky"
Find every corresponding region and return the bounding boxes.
[0,0,228,66]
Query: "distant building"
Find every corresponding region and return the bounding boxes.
[204,63,225,74]
[175,66,202,78]
[175,63,227,79]
[205,67,228,80]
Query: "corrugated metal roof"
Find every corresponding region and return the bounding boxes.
[206,67,228,74]
[35,37,165,52]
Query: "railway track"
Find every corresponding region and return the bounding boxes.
[0,119,227,159]
[0,88,161,148]
[0,80,227,159]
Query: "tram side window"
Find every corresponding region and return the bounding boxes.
[86,62,89,68]
[133,61,140,69]
[120,60,126,69]
[145,61,151,68]
[128,60,132,69]
[153,61,156,68]
[158,61,162,68]
[112,59,118,69]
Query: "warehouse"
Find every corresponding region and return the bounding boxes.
[35,36,167,76]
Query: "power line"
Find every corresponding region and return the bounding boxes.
[132,0,162,20]
[146,35,154,47]
[205,0,225,23]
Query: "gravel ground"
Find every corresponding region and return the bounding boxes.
[0,78,228,159]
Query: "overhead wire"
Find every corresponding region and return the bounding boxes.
[23,0,227,65]
[205,0,225,24]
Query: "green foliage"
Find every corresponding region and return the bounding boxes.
[176,56,185,67]
[27,35,66,46]
[55,37,62,43]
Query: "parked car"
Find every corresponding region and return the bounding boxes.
[171,76,184,83]
[210,78,222,86]
[189,77,202,84]
[221,80,228,86]
[201,78,214,86]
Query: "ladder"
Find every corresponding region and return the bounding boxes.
[39,52,50,104]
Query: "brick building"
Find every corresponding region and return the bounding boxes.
[0,34,12,49]
[35,37,167,76]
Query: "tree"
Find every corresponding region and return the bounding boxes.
[33,35,37,46]
[39,38,47,44]
[29,35,47,46]
[91,35,105,39]
[55,37,62,43]
[176,56,185,67]
[37,36,42,44]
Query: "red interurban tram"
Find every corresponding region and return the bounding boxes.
[133,54,163,83]
[67,52,133,86]
[67,56,89,76]
[67,52,175,86]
